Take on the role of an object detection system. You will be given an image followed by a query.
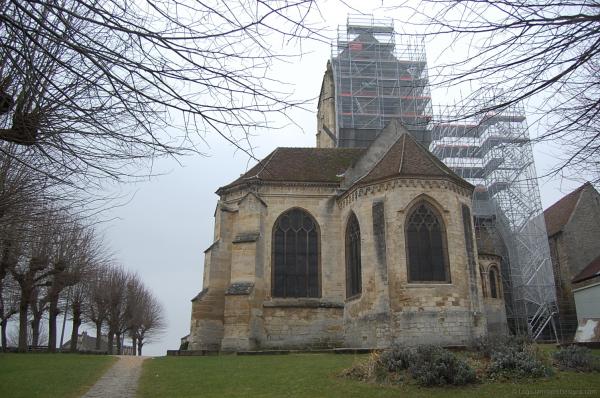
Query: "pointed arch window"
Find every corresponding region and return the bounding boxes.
[345,212,362,299]
[405,202,450,282]
[272,208,320,298]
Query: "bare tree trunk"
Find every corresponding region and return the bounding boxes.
[116,331,122,354]
[95,321,102,350]
[137,339,143,356]
[1,318,7,351]
[47,297,59,352]
[107,331,114,354]
[70,303,81,353]
[17,291,30,352]
[131,336,137,356]
[30,317,41,348]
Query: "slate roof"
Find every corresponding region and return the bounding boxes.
[218,132,472,194]
[543,182,591,237]
[354,132,470,188]
[572,254,600,284]
[218,148,364,192]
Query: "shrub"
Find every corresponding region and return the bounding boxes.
[340,345,476,386]
[408,345,477,387]
[553,345,600,372]
[379,344,414,372]
[339,352,387,382]
[474,335,531,359]
[487,344,553,379]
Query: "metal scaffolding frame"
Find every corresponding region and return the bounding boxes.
[329,16,558,339]
[331,16,432,147]
[430,96,558,338]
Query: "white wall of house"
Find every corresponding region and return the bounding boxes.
[573,282,600,322]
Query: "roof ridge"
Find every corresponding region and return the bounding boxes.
[348,131,471,190]
[398,134,406,174]
[543,182,592,236]
[352,133,401,187]
[275,147,363,150]
[246,148,278,180]
[258,148,280,179]
[403,132,453,177]
[544,182,589,214]
[572,252,600,284]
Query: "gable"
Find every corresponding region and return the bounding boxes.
[342,119,472,190]
[544,182,591,237]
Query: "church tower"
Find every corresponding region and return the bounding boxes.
[317,16,432,149]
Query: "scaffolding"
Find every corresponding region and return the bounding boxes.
[328,16,557,339]
[430,96,558,338]
[331,16,432,147]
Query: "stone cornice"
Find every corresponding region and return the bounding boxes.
[338,177,473,208]
[477,253,502,261]
[219,180,339,203]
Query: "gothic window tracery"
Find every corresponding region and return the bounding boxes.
[405,202,450,282]
[272,208,320,298]
[345,212,362,298]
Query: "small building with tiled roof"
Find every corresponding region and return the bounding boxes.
[572,254,600,343]
[543,182,600,342]
[187,119,506,352]
[572,254,600,285]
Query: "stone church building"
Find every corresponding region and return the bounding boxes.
[187,118,508,352]
[544,182,600,342]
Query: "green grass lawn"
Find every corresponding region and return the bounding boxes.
[139,351,600,398]
[0,353,116,398]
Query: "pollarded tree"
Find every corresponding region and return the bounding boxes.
[134,290,166,356]
[124,273,146,355]
[0,272,18,351]
[45,220,102,352]
[0,0,319,186]
[8,212,59,352]
[68,268,93,353]
[104,265,130,354]
[86,265,111,351]
[29,286,48,349]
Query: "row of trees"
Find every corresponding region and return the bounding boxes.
[0,144,164,355]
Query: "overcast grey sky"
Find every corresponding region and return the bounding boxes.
[80,1,597,356]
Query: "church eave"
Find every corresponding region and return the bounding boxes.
[216,179,342,197]
[337,175,474,205]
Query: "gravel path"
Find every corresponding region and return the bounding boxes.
[82,356,147,398]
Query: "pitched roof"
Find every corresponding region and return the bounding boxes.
[218,147,365,192]
[572,254,600,284]
[543,182,591,237]
[354,132,470,188]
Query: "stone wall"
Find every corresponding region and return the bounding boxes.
[260,301,344,349]
[341,179,487,347]
[548,186,600,342]
[191,174,495,351]
[316,62,336,149]
[549,233,579,342]
[562,187,600,277]
[189,204,235,350]
[478,255,508,337]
